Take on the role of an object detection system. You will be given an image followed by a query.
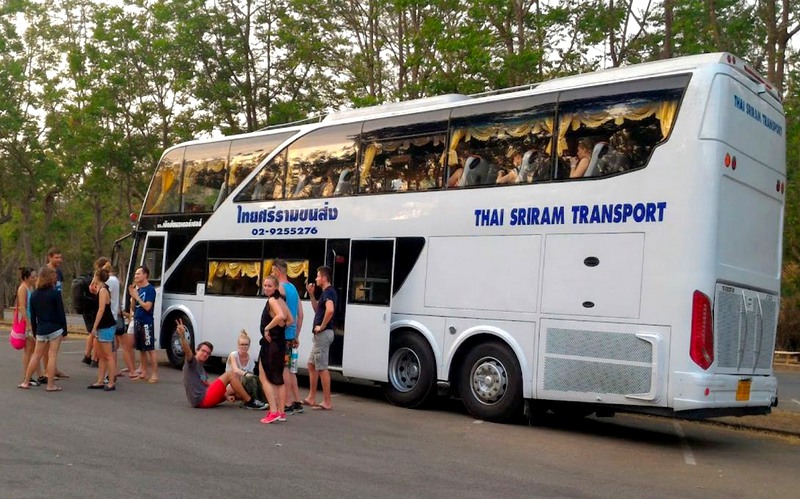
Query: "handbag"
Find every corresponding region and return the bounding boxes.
[9,306,27,350]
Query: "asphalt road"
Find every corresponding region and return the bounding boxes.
[2,333,800,498]
[776,370,800,412]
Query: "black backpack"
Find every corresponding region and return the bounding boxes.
[70,274,92,314]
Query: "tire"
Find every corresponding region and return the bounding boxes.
[165,313,192,369]
[383,332,437,408]
[458,341,523,423]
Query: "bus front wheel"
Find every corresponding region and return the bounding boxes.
[383,332,436,408]
[458,342,522,422]
[165,314,193,369]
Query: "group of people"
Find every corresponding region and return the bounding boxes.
[177,260,337,425]
[13,249,338,426]
[15,247,158,393]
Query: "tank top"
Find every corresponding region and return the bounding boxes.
[97,285,116,329]
[226,350,255,374]
[259,293,286,342]
[26,287,32,320]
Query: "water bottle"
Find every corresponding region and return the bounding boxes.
[289,347,299,374]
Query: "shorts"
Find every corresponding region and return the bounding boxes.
[25,329,35,340]
[198,379,227,408]
[36,329,63,342]
[134,322,155,352]
[126,320,134,335]
[97,325,115,343]
[308,329,334,370]
[114,316,126,336]
[259,336,286,386]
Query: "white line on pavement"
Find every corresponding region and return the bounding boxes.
[792,399,800,407]
[673,421,696,465]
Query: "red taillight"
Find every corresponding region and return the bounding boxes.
[690,290,714,370]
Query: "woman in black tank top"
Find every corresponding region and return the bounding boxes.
[258,275,287,422]
[89,269,117,391]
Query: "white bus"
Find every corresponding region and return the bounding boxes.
[122,53,785,422]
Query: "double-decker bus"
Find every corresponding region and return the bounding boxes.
[121,53,785,422]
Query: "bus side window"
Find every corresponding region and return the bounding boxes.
[557,90,681,179]
[285,123,361,199]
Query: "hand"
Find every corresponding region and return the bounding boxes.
[176,318,185,334]
[263,328,272,343]
[313,325,320,334]
[91,329,97,337]
[306,283,315,294]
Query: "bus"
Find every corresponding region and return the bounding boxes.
[121,53,785,422]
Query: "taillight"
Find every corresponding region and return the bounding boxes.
[690,291,714,370]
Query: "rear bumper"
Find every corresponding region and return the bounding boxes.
[672,371,778,413]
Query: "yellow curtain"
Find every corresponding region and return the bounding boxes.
[360,144,379,188]
[656,100,679,138]
[262,259,274,281]
[568,99,679,140]
[556,114,573,154]
[286,261,309,279]
[208,261,261,286]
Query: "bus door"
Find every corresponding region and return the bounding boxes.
[324,239,349,368]
[342,239,395,381]
[140,232,167,346]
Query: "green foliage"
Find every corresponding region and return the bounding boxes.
[0,0,799,322]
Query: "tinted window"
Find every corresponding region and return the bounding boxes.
[143,148,184,214]
[164,242,208,294]
[231,132,295,202]
[556,88,684,179]
[285,123,362,199]
[182,141,230,213]
[207,260,261,296]
[348,240,393,306]
[359,111,450,193]
[448,97,556,188]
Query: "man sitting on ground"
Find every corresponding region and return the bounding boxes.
[176,318,266,410]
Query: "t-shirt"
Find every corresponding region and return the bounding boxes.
[282,282,300,340]
[183,356,209,407]
[107,275,121,320]
[55,268,64,293]
[134,284,156,325]
[313,286,337,330]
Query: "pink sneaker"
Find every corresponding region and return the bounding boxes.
[261,412,281,424]
[278,412,287,422]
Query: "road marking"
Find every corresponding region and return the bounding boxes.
[792,399,800,407]
[59,350,87,355]
[673,421,696,465]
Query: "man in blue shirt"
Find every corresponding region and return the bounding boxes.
[128,265,158,383]
[272,259,304,414]
[304,266,336,410]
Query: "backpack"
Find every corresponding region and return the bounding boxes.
[71,274,92,314]
[241,372,265,403]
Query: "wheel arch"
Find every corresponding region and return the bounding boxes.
[445,327,530,396]
[390,319,443,379]
[160,304,198,348]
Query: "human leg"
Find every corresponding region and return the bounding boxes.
[305,362,318,406]
[22,337,40,384]
[45,336,63,390]
[21,340,49,387]
[121,333,136,374]
[319,369,332,409]
[218,371,251,402]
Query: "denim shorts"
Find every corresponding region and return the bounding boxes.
[97,325,115,343]
[36,329,63,342]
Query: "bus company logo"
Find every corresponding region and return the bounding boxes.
[156,219,203,229]
[236,203,339,224]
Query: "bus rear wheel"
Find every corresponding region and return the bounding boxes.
[458,342,522,423]
[165,314,193,369]
[383,332,436,408]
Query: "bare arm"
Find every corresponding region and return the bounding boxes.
[570,157,589,178]
[176,319,193,362]
[17,285,28,328]
[227,352,245,377]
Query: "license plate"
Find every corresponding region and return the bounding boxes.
[736,379,752,401]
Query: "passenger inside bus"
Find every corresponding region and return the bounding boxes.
[496,147,521,184]
[568,138,594,178]
[596,129,634,175]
